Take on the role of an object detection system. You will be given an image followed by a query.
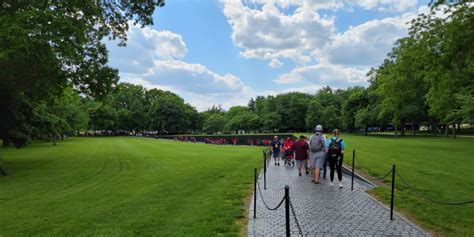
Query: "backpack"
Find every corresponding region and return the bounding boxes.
[309,134,323,152]
[328,138,343,158]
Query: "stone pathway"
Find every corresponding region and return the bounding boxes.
[247,162,429,237]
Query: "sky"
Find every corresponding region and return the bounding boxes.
[106,0,431,111]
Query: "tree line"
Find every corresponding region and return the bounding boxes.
[1,1,472,150]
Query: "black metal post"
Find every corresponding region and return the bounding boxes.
[254,168,257,219]
[351,149,355,191]
[390,164,396,220]
[285,185,290,237]
[263,153,267,189]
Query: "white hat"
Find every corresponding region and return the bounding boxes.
[315,124,323,132]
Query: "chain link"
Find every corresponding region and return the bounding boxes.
[289,197,304,236]
[396,170,474,205]
[256,181,285,211]
[377,168,393,181]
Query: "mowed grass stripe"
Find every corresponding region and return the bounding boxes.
[0,137,262,236]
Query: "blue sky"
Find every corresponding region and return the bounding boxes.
[107,0,430,111]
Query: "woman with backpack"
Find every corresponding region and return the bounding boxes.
[327,129,346,188]
[309,125,326,184]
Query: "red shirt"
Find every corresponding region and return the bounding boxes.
[292,139,309,160]
[284,139,294,152]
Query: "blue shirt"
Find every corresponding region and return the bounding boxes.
[270,140,281,153]
[326,136,346,151]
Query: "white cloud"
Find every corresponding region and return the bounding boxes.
[269,58,283,68]
[244,0,344,10]
[345,0,417,12]
[108,25,255,111]
[143,60,251,96]
[221,0,335,64]
[108,24,188,75]
[221,0,421,70]
[275,63,369,88]
[321,15,410,66]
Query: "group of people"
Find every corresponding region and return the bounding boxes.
[270,125,346,188]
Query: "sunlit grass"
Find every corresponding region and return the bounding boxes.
[0,137,262,236]
[343,134,474,236]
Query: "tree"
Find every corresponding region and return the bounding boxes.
[423,4,473,138]
[261,112,282,132]
[355,108,369,135]
[322,105,340,132]
[248,98,256,112]
[375,37,429,136]
[305,100,324,131]
[203,114,226,134]
[0,1,165,146]
[342,87,368,133]
[148,92,189,134]
[89,104,118,132]
[110,83,147,132]
[275,92,312,131]
[183,104,203,133]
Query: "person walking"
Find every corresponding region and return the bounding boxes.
[270,136,282,166]
[327,129,346,188]
[292,135,309,176]
[322,134,329,179]
[309,125,326,184]
[283,137,295,166]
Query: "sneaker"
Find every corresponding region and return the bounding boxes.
[339,182,343,188]
[330,182,334,187]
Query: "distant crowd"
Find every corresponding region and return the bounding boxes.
[270,125,346,188]
[173,136,275,146]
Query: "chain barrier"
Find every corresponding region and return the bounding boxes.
[396,170,474,205]
[289,197,304,237]
[376,168,393,181]
[257,149,306,236]
[256,180,285,211]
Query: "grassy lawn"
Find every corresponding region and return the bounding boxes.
[341,134,474,236]
[0,137,262,236]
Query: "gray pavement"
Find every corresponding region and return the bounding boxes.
[247,161,429,237]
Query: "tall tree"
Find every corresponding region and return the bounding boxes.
[305,100,324,131]
[203,114,226,134]
[0,0,165,145]
[342,87,368,133]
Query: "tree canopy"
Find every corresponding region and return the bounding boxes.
[0,0,165,146]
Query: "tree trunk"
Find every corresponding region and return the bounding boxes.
[457,123,461,134]
[452,123,456,139]
[53,135,57,146]
[400,122,405,136]
[365,127,368,136]
[444,124,448,137]
[2,138,8,147]
[412,120,416,136]
[394,124,398,136]
[0,159,7,176]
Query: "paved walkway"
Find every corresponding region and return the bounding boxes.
[247,162,429,237]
